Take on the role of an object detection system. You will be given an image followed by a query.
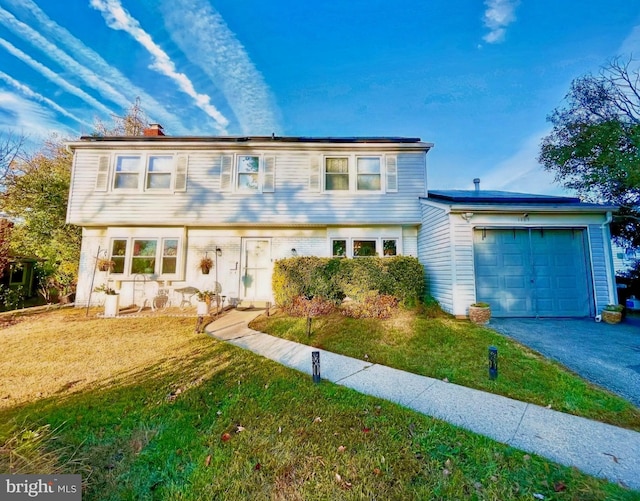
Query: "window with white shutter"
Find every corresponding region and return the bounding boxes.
[220,155,233,192]
[385,156,398,192]
[309,155,320,192]
[95,155,110,191]
[174,155,188,191]
[263,155,275,192]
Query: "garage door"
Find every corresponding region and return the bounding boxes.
[474,228,592,317]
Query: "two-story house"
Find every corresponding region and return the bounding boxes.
[66,126,618,318]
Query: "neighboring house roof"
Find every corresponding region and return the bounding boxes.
[424,190,617,212]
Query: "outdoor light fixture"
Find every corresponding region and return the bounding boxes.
[461,212,474,222]
[312,351,321,383]
[489,346,498,380]
[216,247,222,256]
[291,248,298,256]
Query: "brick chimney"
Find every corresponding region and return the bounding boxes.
[143,123,165,136]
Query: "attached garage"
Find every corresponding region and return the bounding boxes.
[473,228,592,317]
[418,188,618,319]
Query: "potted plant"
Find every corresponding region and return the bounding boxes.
[199,255,214,275]
[97,258,115,272]
[94,283,119,317]
[469,302,491,325]
[196,289,215,315]
[601,304,624,324]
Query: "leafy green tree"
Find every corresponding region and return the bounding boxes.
[1,135,80,292]
[539,57,640,248]
[0,100,151,298]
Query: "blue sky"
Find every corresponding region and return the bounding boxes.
[0,0,639,194]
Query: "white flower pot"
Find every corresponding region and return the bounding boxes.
[104,294,120,317]
[196,301,210,316]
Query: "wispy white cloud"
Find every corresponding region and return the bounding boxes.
[482,0,520,44]
[0,91,75,139]
[2,0,190,134]
[0,37,114,117]
[90,0,229,133]
[160,0,280,135]
[0,70,91,127]
[479,130,568,195]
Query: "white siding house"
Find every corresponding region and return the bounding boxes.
[66,131,618,317]
[67,134,431,307]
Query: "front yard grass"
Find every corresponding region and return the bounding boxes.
[250,308,640,432]
[0,309,637,499]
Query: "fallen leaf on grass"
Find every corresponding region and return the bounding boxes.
[236,425,246,433]
[254,463,261,471]
[337,445,346,453]
[554,481,566,492]
[362,427,371,433]
[533,494,545,500]
[221,433,232,442]
[205,455,211,467]
[313,417,322,423]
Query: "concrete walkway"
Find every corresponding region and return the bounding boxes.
[205,308,640,490]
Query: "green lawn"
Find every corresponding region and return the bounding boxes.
[0,310,637,499]
[250,308,640,432]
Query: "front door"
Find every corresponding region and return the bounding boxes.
[240,239,272,301]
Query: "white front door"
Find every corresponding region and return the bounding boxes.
[240,239,272,301]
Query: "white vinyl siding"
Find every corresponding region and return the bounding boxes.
[418,202,454,313]
[588,224,614,312]
[68,149,426,226]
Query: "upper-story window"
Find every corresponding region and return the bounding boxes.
[114,156,142,189]
[237,156,260,191]
[97,154,188,192]
[356,157,381,191]
[325,157,349,191]
[219,154,275,193]
[318,155,393,193]
[146,156,173,189]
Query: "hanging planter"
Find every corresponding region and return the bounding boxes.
[97,258,115,272]
[199,255,213,275]
[469,302,491,325]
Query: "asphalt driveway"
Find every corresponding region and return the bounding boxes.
[489,315,640,408]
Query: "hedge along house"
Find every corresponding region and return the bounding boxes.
[419,182,618,318]
[66,127,618,317]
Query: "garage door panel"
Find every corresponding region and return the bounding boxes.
[474,229,591,317]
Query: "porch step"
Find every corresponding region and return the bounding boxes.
[235,300,272,311]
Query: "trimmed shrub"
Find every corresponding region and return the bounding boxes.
[342,292,399,319]
[284,295,336,318]
[272,255,425,309]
